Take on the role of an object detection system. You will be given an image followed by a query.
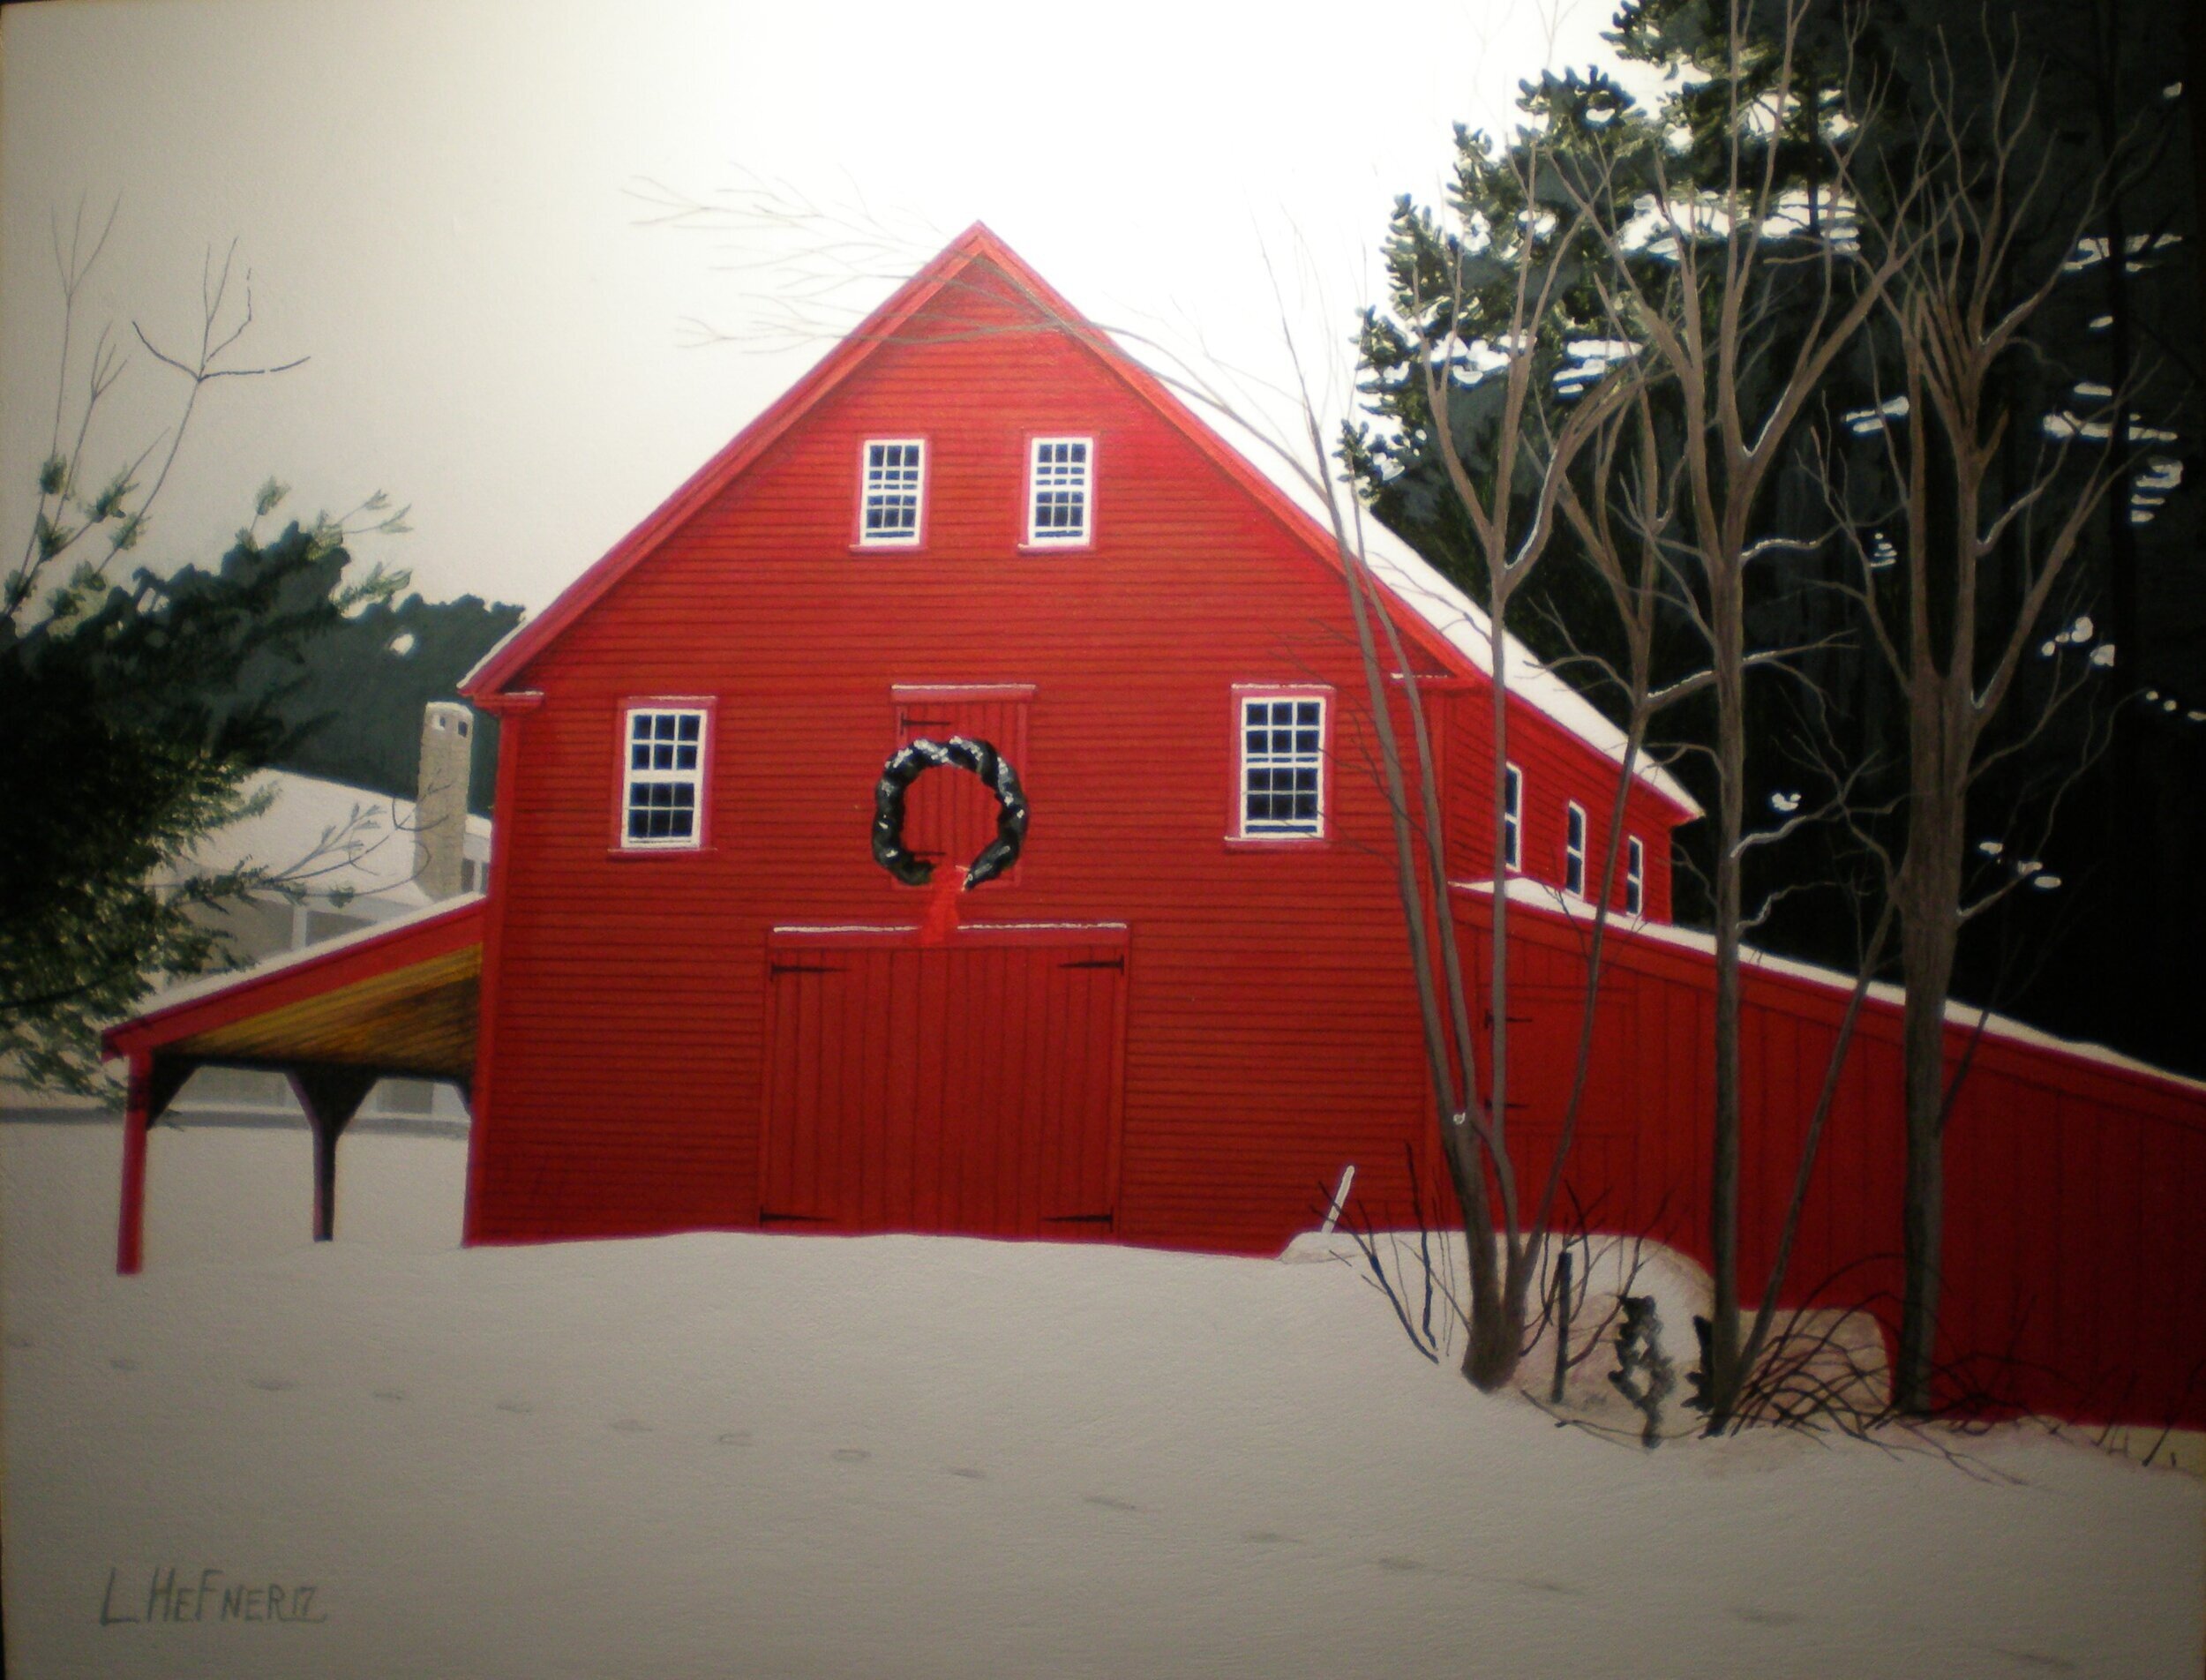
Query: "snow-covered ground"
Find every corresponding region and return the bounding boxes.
[4,1116,2200,1679]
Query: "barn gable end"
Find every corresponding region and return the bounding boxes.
[454,227,1682,1251]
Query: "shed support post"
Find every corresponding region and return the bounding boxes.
[288,1066,380,1243]
[117,1054,152,1275]
[116,1052,194,1275]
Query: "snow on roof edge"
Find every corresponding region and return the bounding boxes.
[460,621,528,694]
[1456,876,2206,1098]
[1094,322,1701,819]
[1269,473,1700,818]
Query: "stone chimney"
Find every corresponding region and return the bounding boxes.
[415,701,475,900]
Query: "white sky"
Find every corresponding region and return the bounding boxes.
[2,0,1628,613]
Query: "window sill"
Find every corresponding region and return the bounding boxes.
[850,541,927,556]
[1017,540,1092,555]
[606,844,717,860]
[1223,834,1331,851]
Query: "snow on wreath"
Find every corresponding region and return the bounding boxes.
[870,737,1028,889]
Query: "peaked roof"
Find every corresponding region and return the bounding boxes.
[461,224,1696,816]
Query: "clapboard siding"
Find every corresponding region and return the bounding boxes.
[462,236,1675,1256]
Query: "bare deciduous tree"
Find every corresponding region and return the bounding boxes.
[1839,46,2124,1414]
[1559,0,1926,1425]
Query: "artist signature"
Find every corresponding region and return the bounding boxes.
[101,1565,327,1625]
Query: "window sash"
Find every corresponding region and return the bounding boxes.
[1240,695,1324,836]
[1565,801,1587,896]
[622,708,706,847]
[1625,836,1645,916]
[1028,438,1092,544]
[859,439,926,545]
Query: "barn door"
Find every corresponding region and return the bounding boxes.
[759,931,1125,1237]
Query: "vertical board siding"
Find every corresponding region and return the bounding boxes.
[891,691,1031,881]
[1450,891,2206,1429]
[759,934,1123,1236]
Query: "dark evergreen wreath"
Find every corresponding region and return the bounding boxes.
[871,736,1029,889]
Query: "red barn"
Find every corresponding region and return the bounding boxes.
[448,222,1694,1252]
[105,225,2206,1429]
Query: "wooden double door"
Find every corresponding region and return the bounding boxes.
[758,926,1127,1237]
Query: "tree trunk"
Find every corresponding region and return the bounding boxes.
[1895,739,1966,1414]
[1703,562,1748,1426]
[1462,635,1522,1393]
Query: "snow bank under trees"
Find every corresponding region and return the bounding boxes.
[4,1118,2199,1679]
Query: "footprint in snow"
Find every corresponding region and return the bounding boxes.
[1083,1494,1139,1512]
[373,1390,406,1403]
[609,1418,652,1434]
[1374,1556,1425,1573]
[1240,1530,1298,1546]
[946,1466,987,1481]
[1732,1606,1802,1627]
[1507,1577,1582,1597]
[831,1448,870,1464]
[249,1376,294,1392]
[496,1399,533,1415]
[110,1356,139,1372]
[717,1431,753,1447]
[1988,1649,2076,1675]
[7,1333,32,1350]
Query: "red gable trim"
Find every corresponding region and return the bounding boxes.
[461,224,1009,700]
[101,896,485,1060]
[461,221,1478,701]
[460,225,1689,822]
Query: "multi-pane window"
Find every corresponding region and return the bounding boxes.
[622,708,706,847]
[1240,695,1325,836]
[1565,801,1587,896]
[859,440,926,545]
[1503,764,1523,870]
[1027,438,1092,544]
[1625,836,1645,916]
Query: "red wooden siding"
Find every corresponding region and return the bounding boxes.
[461,247,1546,1254]
[758,926,1124,1236]
[1444,688,1675,922]
[1430,889,2206,1429]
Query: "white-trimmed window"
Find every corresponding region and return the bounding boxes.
[1565,801,1587,896]
[1503,764,1523,870]
[1027,438,1092,545]
[1239,694,1325,836]
[621,707,707,847]
[1625,836,1645,916]
[859,439,926,546]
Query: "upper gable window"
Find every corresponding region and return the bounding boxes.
[1564,800,1587,896]
[1027,438,1092,546]
[620,705,708,849]
[1624,835,1645,916]
[1238,693,1326,837]
[859,439,926,547]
